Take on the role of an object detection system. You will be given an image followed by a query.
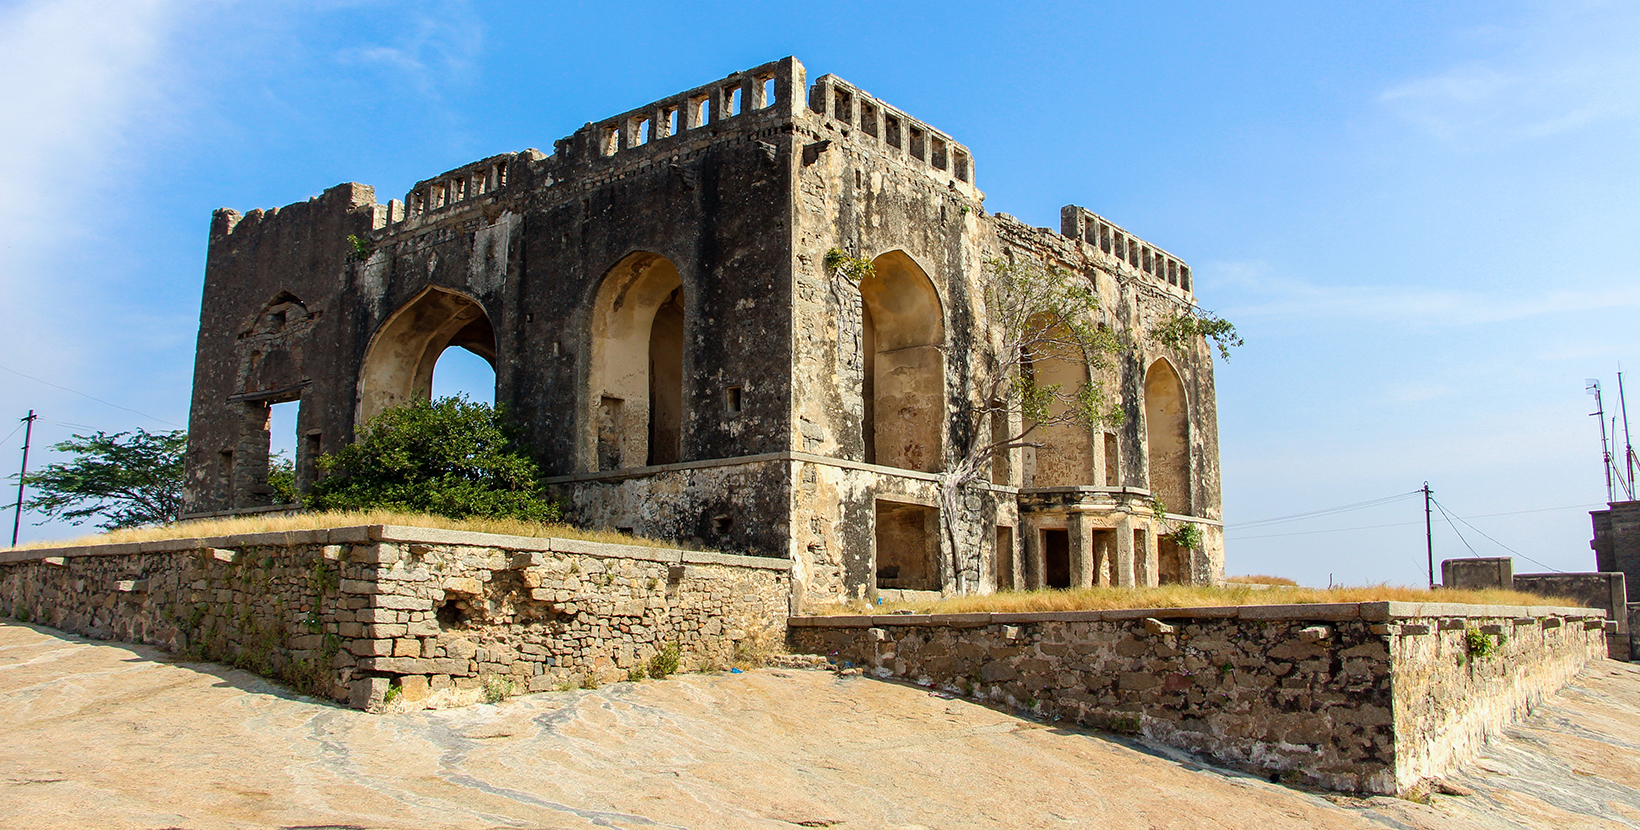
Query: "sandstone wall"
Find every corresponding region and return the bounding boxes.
[788,601,1606,794]
[0,525,789,710]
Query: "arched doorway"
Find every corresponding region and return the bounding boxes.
[861,250,944,473]
[587,252,685,471]
[357,287,496,425]
[1143,358,1190,514]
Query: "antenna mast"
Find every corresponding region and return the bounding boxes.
[1621,370,1637,500]
[1590,379,1616,502]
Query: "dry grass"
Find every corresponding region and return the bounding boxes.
[1225,574,1300,586]
[11,510,683,552]
[815,583,1580,615]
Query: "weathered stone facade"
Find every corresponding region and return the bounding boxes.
[184,57,1224,606]
[0,526,789,709]
[789,601,1608,794]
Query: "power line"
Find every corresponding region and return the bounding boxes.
[1227,491,1423,530]
[1226,502,1605,541]
[1431,499,1480,558]
[0,363,182,428]
[1433,497,1567,574]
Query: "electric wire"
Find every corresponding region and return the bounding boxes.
[0,421,23,448]
[1226,502,1605,541]
[1432,497,1567,574]
[1431,499,1481,558]
[0,363,182,428]
[1227,491,1423,530]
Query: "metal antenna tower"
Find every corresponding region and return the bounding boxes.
[1589,379,1616,502]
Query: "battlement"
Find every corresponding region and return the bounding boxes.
[807,74,975,193]
[571,57,803,162]
[1061,205,1192,294]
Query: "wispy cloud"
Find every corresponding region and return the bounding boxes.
[1213,260,1640,326]
[0,0,184,372]
[1376,2,1640,149]
[334,2,484,95]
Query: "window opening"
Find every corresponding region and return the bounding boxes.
[909,126,926,160]
[663,106,679,138]
[859,102,878,137]
[725,386,742,413]
[728,85,743,117]
[885,116,902,149]
[602,124,620,156]
[833,88,852,123]
[631,116,650,146]
[760,75,776,109]
[1103,433,1120,486]
[953,150,969,182]
[930,137,948,170]
[875,501,939,591]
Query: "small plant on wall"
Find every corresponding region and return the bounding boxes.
[1464,626,1506,663]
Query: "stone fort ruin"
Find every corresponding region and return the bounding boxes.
[184,56,1225,605]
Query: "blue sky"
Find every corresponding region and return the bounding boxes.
[2,0,1637,586]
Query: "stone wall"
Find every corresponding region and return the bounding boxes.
[0,525,790,710]
[788,601,1607,794]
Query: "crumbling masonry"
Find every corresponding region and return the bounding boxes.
[185,57,1225,607]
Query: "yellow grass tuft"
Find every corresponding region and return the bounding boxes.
[10,510,683,552]
[1224,574,1299,586]
[813,583,1580,616]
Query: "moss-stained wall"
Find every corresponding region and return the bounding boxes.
[0,525,789,711]
[789,601,1607,794]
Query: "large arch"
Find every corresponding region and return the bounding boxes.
[1143,357,1190,514]
[586,251,685,471]
[357,287,496,424]
[861,250,945,473]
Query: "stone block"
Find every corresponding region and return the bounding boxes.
[348,639,394,657]
[374,594,433,611]
[398,674,429,701]
[394,638,421,657]
[350,677,390,711]
[1143,618,1177,636]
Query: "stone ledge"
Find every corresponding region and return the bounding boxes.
[787,601,1605,627]
[2,524,791,572]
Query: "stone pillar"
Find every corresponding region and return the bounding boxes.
[1068,511,1095,588]
[233,401,272,509]
[1137,523,1158,587]
[1023,521,1043,590]
[1114,513,1136,586]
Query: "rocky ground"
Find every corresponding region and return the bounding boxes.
[2,620,1637,829]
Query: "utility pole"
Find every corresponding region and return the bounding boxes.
[12,410,37,548]
[1621,370,1637,499]
[1590,379,1616,502]
[1423,482,1434,589]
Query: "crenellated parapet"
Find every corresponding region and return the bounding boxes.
[804,73,978,198]
[1060,204,1192,295]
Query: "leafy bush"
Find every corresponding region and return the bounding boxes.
[307,396,560,522]
[648,642,681,679]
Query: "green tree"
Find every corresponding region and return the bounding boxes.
[939,258,1127,591]
[307,396,560,522]
[20,429,187,530]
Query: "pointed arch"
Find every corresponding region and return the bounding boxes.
[586,251,685,471]
[357,286,495,424]
[1143,357,1190,514]
[860,250,945,472]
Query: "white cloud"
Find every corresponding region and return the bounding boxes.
[1212,260,1640,327]
[1376,2,1640,149]
[333,2,483,95]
